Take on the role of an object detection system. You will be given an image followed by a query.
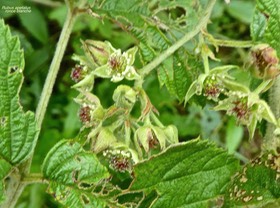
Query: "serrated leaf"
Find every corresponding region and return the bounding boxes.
[172,52,192,101]
[224,153,280,207]
[0,158,11,203]
[256,0,280,57]
[42,140,121,208]
[130,139,240,208]
[92,0,150,27]
[0,19,37,164]
[251,10,267,42]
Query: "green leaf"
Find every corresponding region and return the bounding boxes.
[256,0,280,57]
[42,140,121,208]
[251,10,267,42]
[0,158,11,203]
[130,139,240,208]
[92,0,150,27]
[172,51,192,101]
[0,19,37,164]
[18,7,48,44]
[224,153,280,207]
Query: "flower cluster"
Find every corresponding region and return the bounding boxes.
[72,40,140,89]
[184,44,279,139]
[214,90,276,139]
[71,40,179,171]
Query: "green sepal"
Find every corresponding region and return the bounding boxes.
[91,127,118,153]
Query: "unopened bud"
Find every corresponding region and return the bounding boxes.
[113,85,137,109]
[250,44,280,79]
[82,40,112,66]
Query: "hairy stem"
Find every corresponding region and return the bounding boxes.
[263,76,280,152]
[22,174,48,185]
[2,2,77,208]
[206,38,253,48]
[140,0,216,77]
[1,171,24,208]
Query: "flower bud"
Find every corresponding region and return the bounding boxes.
[82,40,112,66]
[163,125,179,144]
[92,127,117,153]
[135,126,167,153]
[250,44,280,79]
[112,85,137,109]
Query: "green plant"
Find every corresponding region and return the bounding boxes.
[1,0,280,207]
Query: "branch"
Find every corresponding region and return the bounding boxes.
[139,0,217,77]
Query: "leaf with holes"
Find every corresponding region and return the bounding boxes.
[129,139,240,208]
[0,158,11,203]
[0,19,37,164]
[255,0,280,56]
[42,140,124,208]
[224,153,280,207]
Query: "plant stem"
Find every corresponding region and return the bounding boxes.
[140,0,217,77]
[1,3,77,208]
[206,38,253,48]
[22,174,48,185]
[1,171,24,208]
[263,76,280,152]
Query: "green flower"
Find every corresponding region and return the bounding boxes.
[214,91,276,139]
[184,65,237,103]
[93,46,140,82]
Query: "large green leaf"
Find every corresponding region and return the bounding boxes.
[129,139,240,208]
[224,153,280,207]
[0,158,11,203]
[42,140,122,208]
[255,0,280,56]
[0,19,37,164]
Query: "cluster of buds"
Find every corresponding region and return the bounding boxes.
[70,40,179,167]
[250,44,280,79]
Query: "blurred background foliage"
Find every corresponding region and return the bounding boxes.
[0,0,259,207]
